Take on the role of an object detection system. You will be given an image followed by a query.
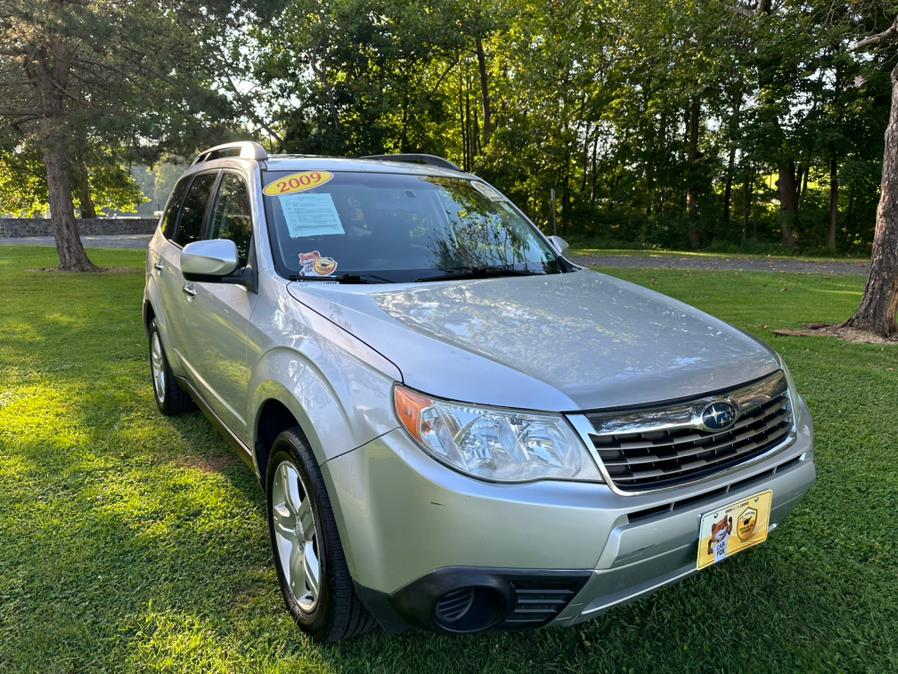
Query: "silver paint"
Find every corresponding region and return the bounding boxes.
[143,153,816,628]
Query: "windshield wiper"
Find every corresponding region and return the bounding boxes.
[415,267,546,282]
[288,272,392,284]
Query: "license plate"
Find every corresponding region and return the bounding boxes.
[696,490,773,570]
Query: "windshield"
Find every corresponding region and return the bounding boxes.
[261,170,568,282]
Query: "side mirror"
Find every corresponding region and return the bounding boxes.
[181,239,239,279]
[547,235,570,256]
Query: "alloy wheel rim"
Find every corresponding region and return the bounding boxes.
[271,460,321,612]
[150,332,166,404]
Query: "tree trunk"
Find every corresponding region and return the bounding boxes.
[686,98,700,247]
[722,144,736,229]
[742,162,753,243]
[458,63,469,171]
[845,66,898,337]
[28,40,96,271]
[475,36,491,148]
[399,92,409,152]
[798,163,809,208]
[464,73,473,171]
[73,157,97,219]
[41,124,96,271]
[777,160,798,245]
[828,156,838,252]
[589,134,599,206]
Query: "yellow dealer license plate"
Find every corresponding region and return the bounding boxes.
[696,490,773,570]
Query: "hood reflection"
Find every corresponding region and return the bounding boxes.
[288,270,780,410]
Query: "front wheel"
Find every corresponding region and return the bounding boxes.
[266,428,375,643]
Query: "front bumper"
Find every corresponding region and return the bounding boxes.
[321,400,815,633]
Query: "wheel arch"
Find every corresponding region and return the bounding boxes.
[250,375,333,486]
[249,340,400,487]
[254,396,313,486]
[143,299,156,335]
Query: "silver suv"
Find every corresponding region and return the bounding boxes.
[143,141,815,642]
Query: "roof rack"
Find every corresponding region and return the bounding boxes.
[360,153,462,172]
[192,141,268,165]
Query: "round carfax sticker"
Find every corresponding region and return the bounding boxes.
[298,250,338,277]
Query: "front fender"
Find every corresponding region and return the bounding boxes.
[249,343,400,467]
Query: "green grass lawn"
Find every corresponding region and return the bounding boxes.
[563,234,870,264]
[567,243,869,265]
[1,246,896,673]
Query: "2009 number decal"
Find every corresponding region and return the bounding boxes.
[263,171,333,197]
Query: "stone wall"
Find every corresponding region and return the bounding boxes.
[0,217,157,238]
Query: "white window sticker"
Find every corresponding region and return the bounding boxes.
[280,193,345,237]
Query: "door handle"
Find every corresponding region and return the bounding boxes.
[182,283,196,297]
[153,262,165,272]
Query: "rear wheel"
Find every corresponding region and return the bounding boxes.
[266,428,375,643]
[148,318,193,415]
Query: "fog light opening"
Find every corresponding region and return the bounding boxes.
[433,586,506,633]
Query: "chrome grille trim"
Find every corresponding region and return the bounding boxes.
[569,371,796,495]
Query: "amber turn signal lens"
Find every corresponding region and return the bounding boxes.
[393,386,434,442]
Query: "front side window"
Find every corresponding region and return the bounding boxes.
[173,173,217,248]
[209,173,253,267]
[261,171,565,282]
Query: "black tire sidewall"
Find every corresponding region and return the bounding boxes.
[148,319,171,413]
[266,432,335,639]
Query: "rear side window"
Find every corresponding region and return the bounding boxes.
[160,177,190,239]
[174,173,217,247]
[208,173,253,267]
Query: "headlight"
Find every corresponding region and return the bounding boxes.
[393,385,602,483]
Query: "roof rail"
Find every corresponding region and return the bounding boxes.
[360,153,462,172]
[192,141,268,165]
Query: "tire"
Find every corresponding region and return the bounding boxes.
[266,428,376,643]
[148,318,194,416]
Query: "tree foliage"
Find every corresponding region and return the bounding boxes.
[0,146,145,217]
[246,0,896,255]
[1,0,897,266]
[0,0,245,268]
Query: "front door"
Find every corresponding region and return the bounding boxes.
[177,171,258,439]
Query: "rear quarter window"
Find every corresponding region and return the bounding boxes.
[160,177,190,240]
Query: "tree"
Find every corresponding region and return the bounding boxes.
[229,0,891,253]
[0,144,145,217]
[844,15,898,337]
[0,1,238,270]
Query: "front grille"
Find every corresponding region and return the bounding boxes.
[585,371,793,492]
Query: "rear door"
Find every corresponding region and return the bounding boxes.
[177,171,258,437]
[149,175,190,355]
[157,171,219,378]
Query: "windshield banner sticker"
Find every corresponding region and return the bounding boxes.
[470,181,506,201]
[280,192,346,238]
[263,170,333,197]
[298,250,338,277]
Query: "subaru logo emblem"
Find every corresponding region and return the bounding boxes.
[701,401,738,431]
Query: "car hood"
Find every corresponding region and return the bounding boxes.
[286,269,780,412]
